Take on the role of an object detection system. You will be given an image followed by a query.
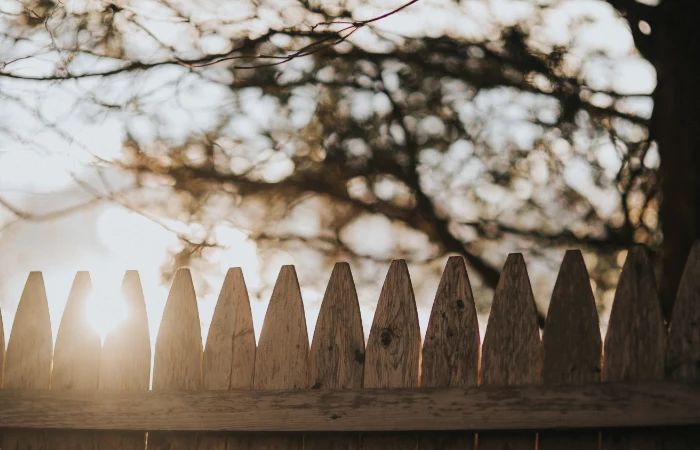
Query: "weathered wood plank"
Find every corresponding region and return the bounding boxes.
[96,271,151,450]
[602,245,665,450]
[420,256,478,450]
[0,297,4,448]
[0,382,697,431]
[540,251,601,450]
[253,265,308,450]
[150,269,202,450]
[307,263,364,450]
[363,260,420,450]
[48,272,101,450]
[199,268,256,450]
[2,272,52,450]
[0,304,4,385]
[479,253,540,450]
[665,241,700,449]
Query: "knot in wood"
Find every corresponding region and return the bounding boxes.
[380,328,393,347]
[456,298,465,309]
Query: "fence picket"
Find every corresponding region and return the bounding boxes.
[362,260,420,450]
[540,251,601,450]
[150,269,202,450]
[96,271,151,450]
[253,265,309,450]
[199,268,256,450]
[307,263,364,450]
[48,272,101,450]
[479,254,540,450]
[602,245,665,450]
[665,241,700,449]
[419,256,478,450]
[2,272,52,450]
[0,304,4,383]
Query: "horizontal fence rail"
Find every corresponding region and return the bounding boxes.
[0,382,699,432]
[0,242,699,450]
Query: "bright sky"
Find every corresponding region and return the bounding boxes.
[0,0,655,350]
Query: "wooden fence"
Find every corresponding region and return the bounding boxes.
[0,242,699,450]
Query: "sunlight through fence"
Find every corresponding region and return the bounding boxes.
[0,243,699,450]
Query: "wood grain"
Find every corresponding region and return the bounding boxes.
[307,263,364,450]
[199,268,256,450]
[0,293,4,448]
[602,245,665,450]
[2,272,52,450]
[540,250,601,450]
[420,256,478,450]
[48,272,101,450]
[363,260,420,450]
[253,265,308,450]
[0,303,4,386]
[150,269,202,450]
[479,253,540,450]
[0,382,697,431]
[665,241,700,449]
[96,271,151,450]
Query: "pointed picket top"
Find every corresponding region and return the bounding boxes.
[150,268,202,450]
[422,256,479,388]
[663,244,700,450]
[602,245,665,450]
[479,254,540,450]
[540,251,601,450]
[543,251,601,384]
[363,260,420,450]
[253,265,308,450]
[667,241,700,381]
[3,272,52,450]
[49,272,101,450]
[419,256,479,450]
[364,260,421,389]
[153,268,202,390]
[96,271,151,450]
[100,271,151,391]
[4,272,52,390]
[309,263,364,390]
[52,271,101,390]
[255,265,309,390]
[307,263,364,450]
[481,253,541,386]
[203,268,256,390]
[603,245,665,382]
[199,268,256,450]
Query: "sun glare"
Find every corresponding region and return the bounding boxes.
[86,289,129,344]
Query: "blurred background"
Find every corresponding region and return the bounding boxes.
[0,0,674,348]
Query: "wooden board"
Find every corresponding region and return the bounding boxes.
[479,253,540,450]
[665,241,700,449]
[0,304,4,385]
[0,381,697,432]
[199,268,256,450]
[420,256,478,450]
[602,245,665,450]
[48,272,101,450]
[540,250,601,450]
[307,263,364,450]
[149,269,202,450]
[253,265,309,450]
[96,271,151,450]
[363,260,420,450]
[2,272,52,450]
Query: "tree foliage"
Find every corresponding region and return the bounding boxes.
[0,0,661,317]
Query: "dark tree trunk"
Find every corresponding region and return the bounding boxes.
[652,0,700,321]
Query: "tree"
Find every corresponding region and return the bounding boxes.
[1,0,681,319]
